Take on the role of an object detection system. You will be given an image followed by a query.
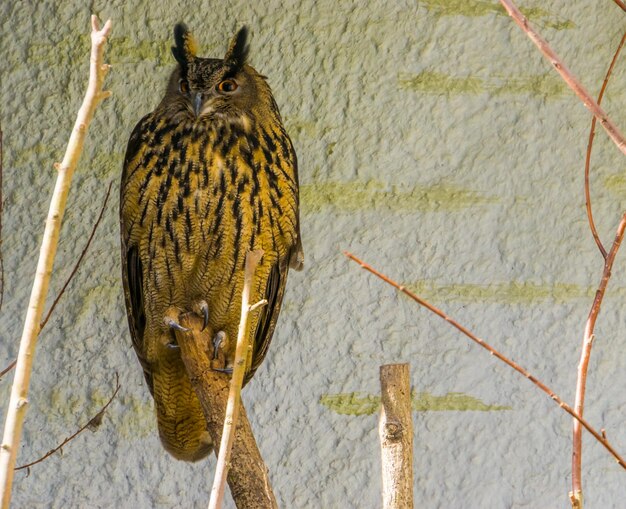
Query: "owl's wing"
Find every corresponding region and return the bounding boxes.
[246,142,303,382]
[288,141,304,271]
[120,115,154,393]
[246,255,290,384]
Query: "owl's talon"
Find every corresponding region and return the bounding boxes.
[213,367,233,375]
[164,316,189,333]
[198,300,209,331]
[212,331,226,360]
[166,342,180,350]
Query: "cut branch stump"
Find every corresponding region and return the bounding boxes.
[380,363,414,509]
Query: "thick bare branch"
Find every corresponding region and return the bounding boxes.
[176,314,277,509]
[0,17,112,508]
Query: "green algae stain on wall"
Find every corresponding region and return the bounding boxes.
[604,173,626,195]
[302,180,497,213]
[48,387,155,439]
[28,36,176,66]
[419,0,575,30]
[11,143,123,179]
[398,72,567,98]
[320,391,510,416]
[404,280,626,304]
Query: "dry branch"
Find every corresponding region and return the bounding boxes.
[572,215,626,499]
[343,251,626,471]
[379,364,414,509]
[15,373,120,473]
[498,0,626,156]
[176,313,277,509]
[584,31,626,259]
[210,249,266,509]
[0,16,112,509]
[572,29,626,506]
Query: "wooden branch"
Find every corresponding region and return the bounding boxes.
[379,364,414,509]
[343,251,626,471]
[498,0,626,156]
[210,249,265,509]
[0,16,111,509]
[571,214,626,504]
[176,313,277,509]
[572,30,626,508]
[584,31,626,260]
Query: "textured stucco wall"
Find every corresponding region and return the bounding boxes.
[1,1,626,507]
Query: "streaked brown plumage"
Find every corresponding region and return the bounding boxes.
[120,24,303,461]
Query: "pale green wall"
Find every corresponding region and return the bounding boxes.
[1,1,625,507]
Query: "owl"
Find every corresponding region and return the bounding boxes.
[120,24,303,461]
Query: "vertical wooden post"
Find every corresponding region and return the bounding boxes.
[379,363,414,509]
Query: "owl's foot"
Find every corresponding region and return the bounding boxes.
[192,299,210,331]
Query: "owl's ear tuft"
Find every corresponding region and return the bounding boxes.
[172,22,198,67]
[224,26,249,71]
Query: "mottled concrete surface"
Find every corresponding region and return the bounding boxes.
[1,1,626,507]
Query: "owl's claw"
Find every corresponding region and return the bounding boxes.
[199,300,209,331]
[191,300,209,330]
[212,331,226,360]
[213,367,233,375]
[166,341,180,350]
[164,316,189,333]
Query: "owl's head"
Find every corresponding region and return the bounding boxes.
[162,23,279,126]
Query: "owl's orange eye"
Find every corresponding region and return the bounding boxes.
[216,79,238,93]
[179,79,189,94]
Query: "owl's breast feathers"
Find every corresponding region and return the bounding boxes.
[120,112,303,385]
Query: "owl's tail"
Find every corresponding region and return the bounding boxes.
[152,351,212,462]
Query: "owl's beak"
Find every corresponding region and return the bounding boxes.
[192,92,203,116]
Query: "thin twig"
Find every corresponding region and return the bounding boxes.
[584,31,626,260]
[15,373,120,472]
[571,214,626,501]
[209,250,265,509]
[0,17,112,509]
[572,31,626,506]
[0,181,113,381]
[343,251,626,471]
[612,0,626,12]
[498,0,626,156]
